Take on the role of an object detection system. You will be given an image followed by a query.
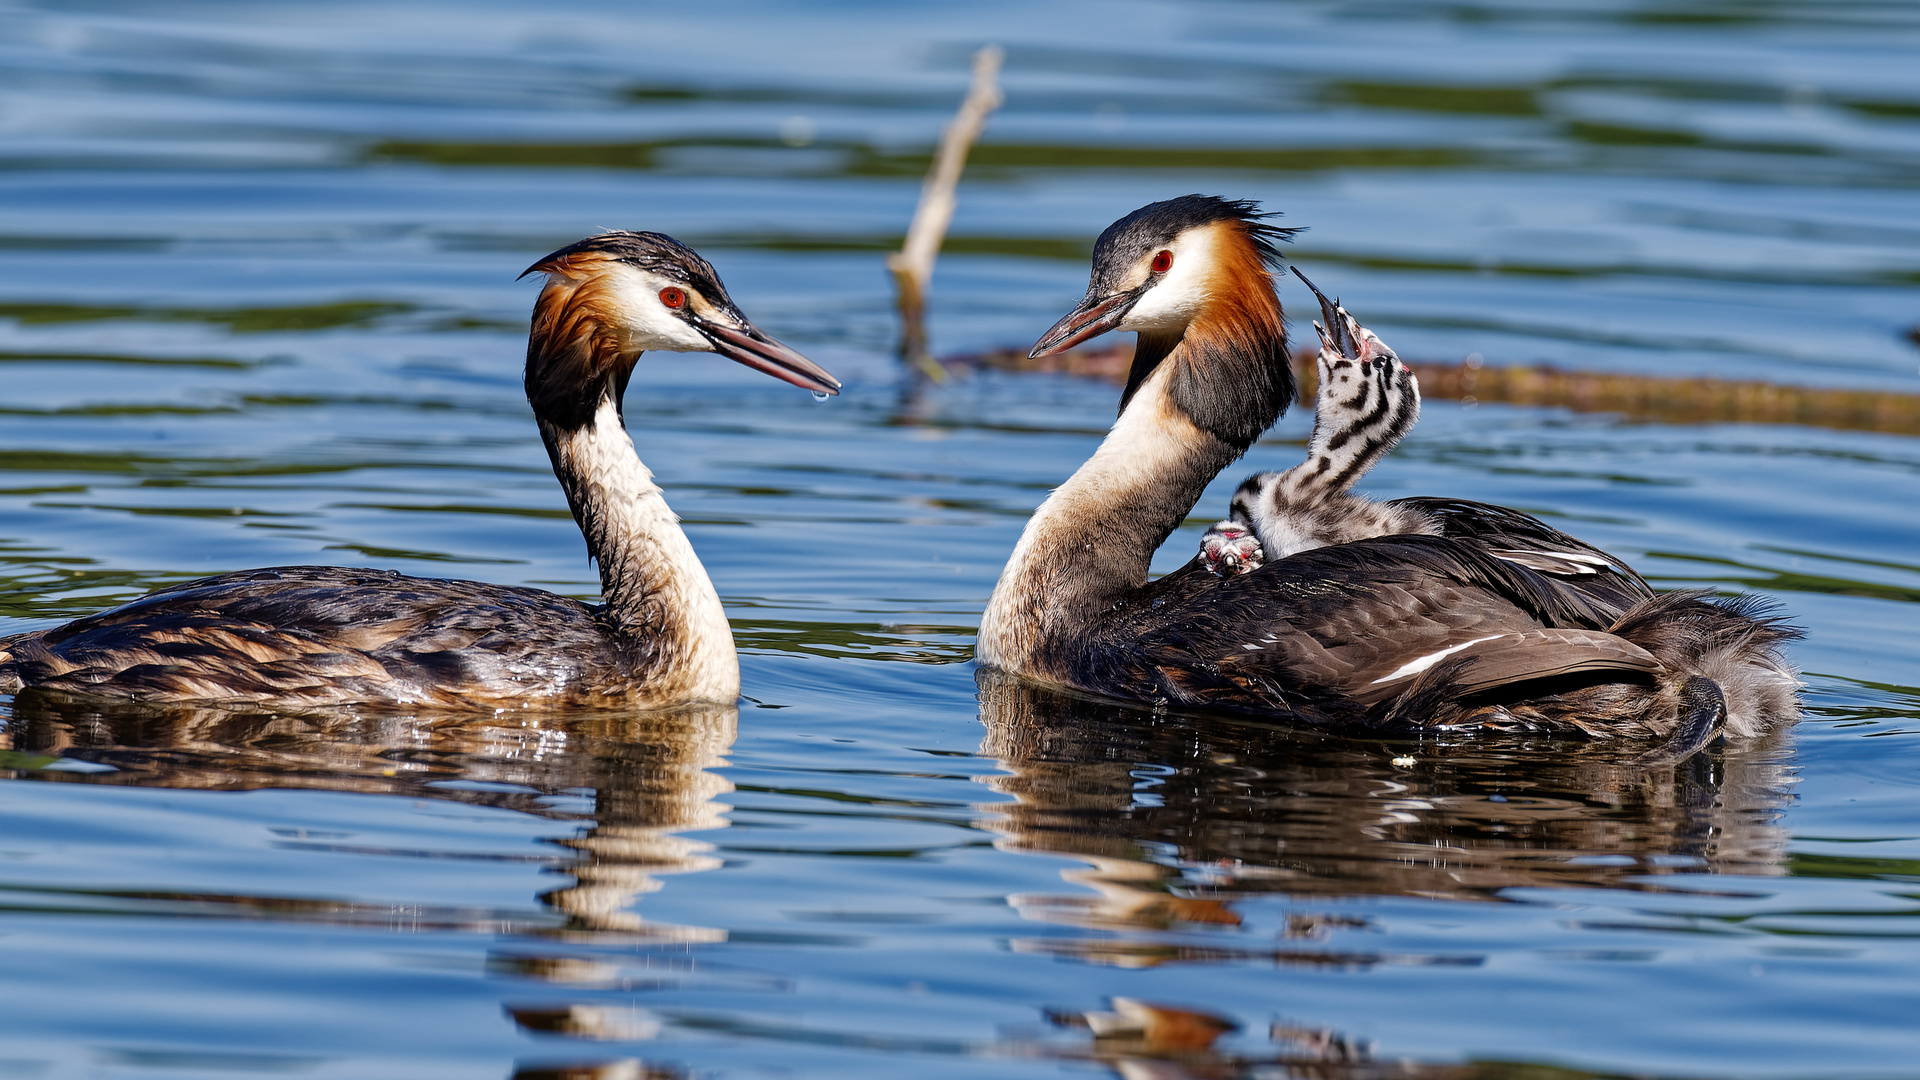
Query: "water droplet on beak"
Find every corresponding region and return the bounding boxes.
[811,390,830,403]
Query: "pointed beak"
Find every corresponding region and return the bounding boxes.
[1289,266,1359,360]
[1029,286,1145,359]
[696,319,841,396]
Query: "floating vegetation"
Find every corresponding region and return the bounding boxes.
[950,342,1920,436]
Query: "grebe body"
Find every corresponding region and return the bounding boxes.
[0,232,839,710]
[978,196,1797,747]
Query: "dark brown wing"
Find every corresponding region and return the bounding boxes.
[1077,535,1662,724]
[0,566,643,707]
[1391,497,1653,616]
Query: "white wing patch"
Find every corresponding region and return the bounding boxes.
[1491,548,1619,576]
[1370,634,1508,685]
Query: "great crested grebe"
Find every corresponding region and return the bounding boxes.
[0,232,839,710]
[976,195,1799,750]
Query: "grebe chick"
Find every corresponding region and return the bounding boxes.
[1199,267,1438,576]
[977,195,1798,750]
[0,232,840,710]
[1202,270,1656,619]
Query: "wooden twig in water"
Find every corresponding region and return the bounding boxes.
[888,44,1003,381]
[941,341,1920,436]
[1406,358,1920,434]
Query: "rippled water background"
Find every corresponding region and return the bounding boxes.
[2,1,1919,1077]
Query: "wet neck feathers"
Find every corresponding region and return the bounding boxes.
[980,318,1289,676]
[979,217,1291,678]
[537,396,738,702]
[977,353,1236,674]
[525,268,739,701]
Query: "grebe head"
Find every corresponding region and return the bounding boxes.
[522,231,839,429]
[1290,265,1410,384]
[1028,195,1298,358]
[1028,196,1300,450]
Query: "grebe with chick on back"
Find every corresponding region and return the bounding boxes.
[976,195,1798,753]
[0,232,840,710]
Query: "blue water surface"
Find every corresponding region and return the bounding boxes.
[2,1,1919,1077]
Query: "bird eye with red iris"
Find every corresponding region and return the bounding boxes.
[1150,250,1173,274]
[659,287,686,308]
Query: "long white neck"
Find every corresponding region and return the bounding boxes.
[540,397,738,703]
[978,356,1242,679]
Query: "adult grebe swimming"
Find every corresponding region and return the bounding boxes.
[0,232,840,710]
[976,195,1797,750]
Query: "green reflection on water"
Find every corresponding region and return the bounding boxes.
[1329,81,1542,116]
[0,349,260,369]
[0,300,412,333]
[1788,852,1920,882]
[367,135,1484,177]
[1647,550,1920,605]
[733,618,973,664]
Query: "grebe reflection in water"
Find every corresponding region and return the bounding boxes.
[976,672,1793,944]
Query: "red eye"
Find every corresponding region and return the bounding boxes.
[659,287,686,308]
[1150,250,1173,274]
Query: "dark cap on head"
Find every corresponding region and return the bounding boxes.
[523,231,734,310]
[1088,194,1298,294]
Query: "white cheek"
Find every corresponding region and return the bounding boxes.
[602,272,712,353]
[1116,227,1221,334]
[1119,265,1210,332]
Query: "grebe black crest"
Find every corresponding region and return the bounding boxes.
[978,195,1799,755]
[1200,267,1439,575]
[0,231,840,710]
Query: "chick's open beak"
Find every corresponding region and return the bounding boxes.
[1289,266,1359,361]
[1029,286,1145,359]
[697,319,841,396]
